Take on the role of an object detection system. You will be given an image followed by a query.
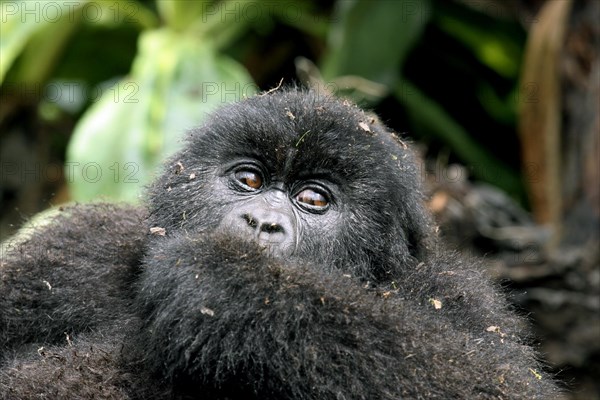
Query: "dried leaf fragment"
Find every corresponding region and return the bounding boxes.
[200,307,215,317]
[150,227,167,236]
[174,161,184,174]
[429,298,442,309]
[529,368,543,380]
[486,325,506,337]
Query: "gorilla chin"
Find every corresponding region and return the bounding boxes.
[0,88,562,400]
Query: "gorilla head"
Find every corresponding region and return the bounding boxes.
[148,89,433,282]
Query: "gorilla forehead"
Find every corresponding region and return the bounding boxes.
[189,89,410,183]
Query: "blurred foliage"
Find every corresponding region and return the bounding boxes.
[0,0,528,203]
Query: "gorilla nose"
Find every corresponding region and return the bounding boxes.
[216,204,297,258]
[239,212,296,256]
[242,213,286,238]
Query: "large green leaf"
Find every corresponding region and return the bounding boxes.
[1,0,156,85]
[321,0,431,85]
[395,81,521,194]
[433,3,523,79]
[67,28,256,202]
[0,0,88,83]
[157,0,205,31]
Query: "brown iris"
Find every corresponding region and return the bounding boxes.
[235,170,262,189]
[296,189,328,208]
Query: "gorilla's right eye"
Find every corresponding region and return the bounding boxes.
[234,170,263,190]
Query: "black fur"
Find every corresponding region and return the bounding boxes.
[0,89,561,399]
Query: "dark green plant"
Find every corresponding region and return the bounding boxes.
[1,0,527,202]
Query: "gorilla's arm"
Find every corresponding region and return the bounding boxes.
[1,330,133,399]
[0,203,146,354]
[136,234,559,400]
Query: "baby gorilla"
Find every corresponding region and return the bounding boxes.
[0,89,560,399]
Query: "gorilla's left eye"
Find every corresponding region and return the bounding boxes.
[296,189,328,209]
[235,170,263,190]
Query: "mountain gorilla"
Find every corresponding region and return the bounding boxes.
[0,89,560,399]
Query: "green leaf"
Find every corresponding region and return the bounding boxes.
[157,0,205,31]
[395,80,521,194]
[321,0,431,85]
[0,0,88,83]
[1,0,156,85]
[67,28,256,202]
[434,8,522,78]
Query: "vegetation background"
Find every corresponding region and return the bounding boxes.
[1,0,598,398]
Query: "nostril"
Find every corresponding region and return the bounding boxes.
[261,222,284,234]
[243,213,258,229]
[242,213,285,235]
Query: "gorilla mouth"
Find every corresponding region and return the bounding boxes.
[255,232,295,258]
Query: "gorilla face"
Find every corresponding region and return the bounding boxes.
[214,154,338,258]
[148,89,433,279]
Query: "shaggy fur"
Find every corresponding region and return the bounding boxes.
[0,89,561,399]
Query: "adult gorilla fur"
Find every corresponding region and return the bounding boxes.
[0,89,561,399]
